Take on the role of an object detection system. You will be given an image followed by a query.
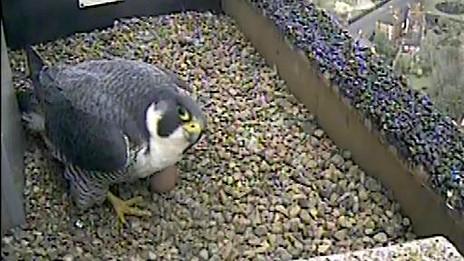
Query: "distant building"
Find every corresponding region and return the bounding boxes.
[372,1,426,56]
[374,5,409,42]
[400,2,426,55]
[401,31,422,54]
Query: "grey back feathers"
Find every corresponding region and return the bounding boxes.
[25,47,204,173]
[45,94,129,172]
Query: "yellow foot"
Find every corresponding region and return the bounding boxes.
[107,191,152,225]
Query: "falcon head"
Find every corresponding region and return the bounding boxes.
[144,89,206,152]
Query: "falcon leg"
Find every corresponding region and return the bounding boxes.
[106,191,152,224]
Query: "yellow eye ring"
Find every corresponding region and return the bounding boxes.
[178,107,190,121]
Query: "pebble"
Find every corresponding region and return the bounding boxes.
[317,240,332,254]
[330,154,345,168]
[342,150,352,159]
[271,223,284,234]
[254,225,268,237]
[63,255,74,261]
[2,11,415,260]
[314,129,325,138]
[299,209,312,224]
[334,229,348,241]
[358,189,369,201]
[309,208,319,219]
[373,232,389,244]
[275,205,288,217]
[289,205,301,218]
[403,217,411,226]
[308,160,318,169]
[198,249,209,260]
[147,251,157,260]
[275,247,293,260]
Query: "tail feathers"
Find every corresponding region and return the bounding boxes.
[16,89,39,113]
[25,46,45,81]
[16,89,45,132]
[25,46,46,101]
[19,46,46,133]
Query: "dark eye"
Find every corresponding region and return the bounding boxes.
[178,106,190,121]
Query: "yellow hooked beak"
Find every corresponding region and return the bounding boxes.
[183,120,202,143]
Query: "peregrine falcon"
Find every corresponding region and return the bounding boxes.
[18,47,206,224]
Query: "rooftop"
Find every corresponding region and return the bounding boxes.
[377,5,410,25]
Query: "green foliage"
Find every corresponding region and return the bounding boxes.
[423,29,464,120]
[417,57,432,75]
[373,31,397,64]
[395,54,411,74]
[428,82,464,121]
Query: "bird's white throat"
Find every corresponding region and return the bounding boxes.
[132,104,189,178]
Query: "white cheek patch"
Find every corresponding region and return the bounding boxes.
[145,103,162,137]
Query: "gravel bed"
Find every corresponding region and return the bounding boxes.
[2,12,415,260]
[249,0,464,213]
